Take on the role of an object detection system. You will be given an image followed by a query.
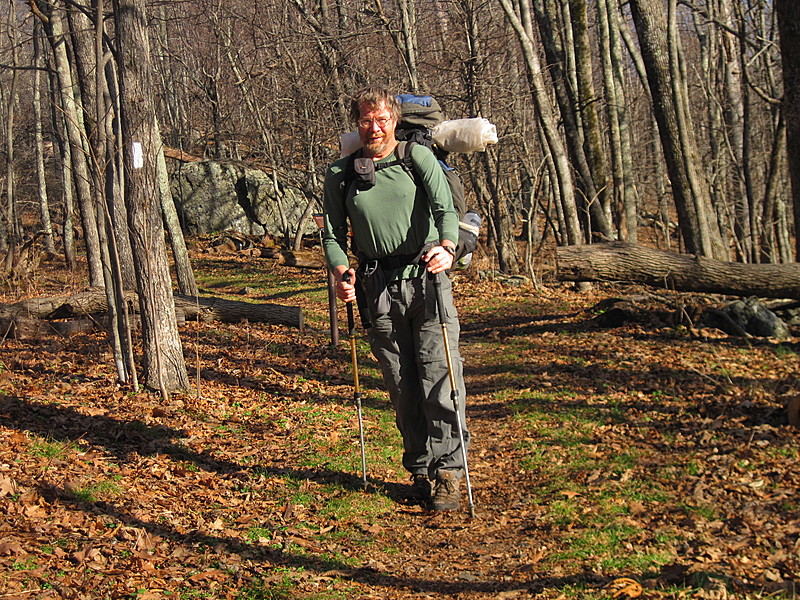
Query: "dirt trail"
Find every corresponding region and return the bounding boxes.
[1,263,798,599]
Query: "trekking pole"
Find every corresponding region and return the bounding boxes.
[431,271,476,518]
[344,272,368,489]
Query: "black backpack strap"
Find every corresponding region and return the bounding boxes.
[374,141,412,174]
[340,148,361,193]
[395,141,419,183]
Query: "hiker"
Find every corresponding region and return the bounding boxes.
[322,86,469,512]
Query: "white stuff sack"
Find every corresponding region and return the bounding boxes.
[432,117,498,153]
[340,131,362,157]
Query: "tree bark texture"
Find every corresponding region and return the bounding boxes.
[157,134,198,296]
[531,0,600,240]
[498,0,583,246]
[116,0,189,394]
[569,0,612,239]
[556,242,800,299]
[44,1,105,286]
[776,0,800,260]
[597,0,637,242]
[32,19,55,254]
[628,0,725,258]
[3,0,19,253]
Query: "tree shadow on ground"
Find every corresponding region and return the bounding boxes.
[191,327,389,400]
[26,478,673,597]
[0,395,394,495]
[26,478,796,598]
[462,307,798,355]
[461,311,588,339]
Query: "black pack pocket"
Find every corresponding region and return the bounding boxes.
[353,158,376,191]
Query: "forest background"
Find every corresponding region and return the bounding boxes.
[2,0,799,393]
[1,0,798,270]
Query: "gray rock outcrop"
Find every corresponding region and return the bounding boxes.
[702,297,791,339]
[170,161,311,236]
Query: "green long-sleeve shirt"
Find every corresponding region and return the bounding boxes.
[322,142,458,282]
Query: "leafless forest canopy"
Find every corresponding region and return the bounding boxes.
[0,0,792,277]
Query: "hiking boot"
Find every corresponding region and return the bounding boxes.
[406,474,431,503]
[432,470,461,512]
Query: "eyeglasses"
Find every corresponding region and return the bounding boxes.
[357,116,392,129]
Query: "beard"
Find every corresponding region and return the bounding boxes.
[363,138,392,158]
[360,126,397,159]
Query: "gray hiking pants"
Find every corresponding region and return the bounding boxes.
[366,274,469,478]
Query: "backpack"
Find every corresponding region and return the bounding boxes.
[342,94,482,269]
[394,94,467,217]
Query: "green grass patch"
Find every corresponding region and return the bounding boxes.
[69,478,124,503]
[29,436,77,459]
[236,578,294,600]
[681,502,719,520]
[288,392,402,475]
[12,557,38,571]
[772,344,798,359]
[245,527,281,546]
[320,488,394,522]
[549,522,674,573]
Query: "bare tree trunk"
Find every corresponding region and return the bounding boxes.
[398,0,420,92]
[776,197,793,264]
[598,0,637,243]
[531,0,598,242]
[498,0,583,247]
[628,0,726,258]
[373,0,420,91]
[32,18,56,255]
[2,0,19,254]
[102,57,137,291]
[66,0,134,385]
[760,116,786,263]
[50,94,77,269]
[41,1,105,285]
[156,138,198,296]
[287,0,350,125]
[776,0,800,261]
[98,0,137,387]
[484,150,521,274]
[692,3,732,257]
[569,0,612,240]
[458,0,519,272]
[115,0,189,396]
[213,18,318,253]
[729,1,756,262]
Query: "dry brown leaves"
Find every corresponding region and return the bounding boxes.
[1,258,799,599]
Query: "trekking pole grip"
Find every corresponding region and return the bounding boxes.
[432,271,447,325]
[343,272,356,334]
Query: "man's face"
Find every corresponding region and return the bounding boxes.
[356,101,397,160]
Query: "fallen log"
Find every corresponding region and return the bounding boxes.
[162,145,203,163]
[7,317,97,339]
[173,294,303,328]
[259,247,326,269]
[556,242,800,300]
[0,288,121,321]
[0,288,303,336]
